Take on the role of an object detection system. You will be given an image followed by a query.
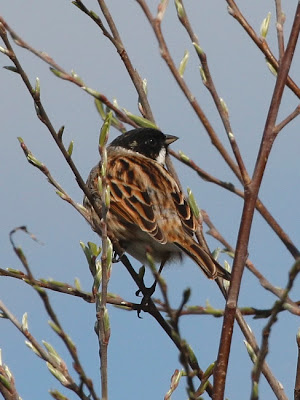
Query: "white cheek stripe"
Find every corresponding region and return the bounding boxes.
[156,147,166,165]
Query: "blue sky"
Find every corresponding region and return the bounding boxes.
[1,1,300,399]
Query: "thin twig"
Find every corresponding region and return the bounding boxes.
[175,0,249,185]
[0,301,52,364]
[74,0,155,123]
[0,359,20,400]
[0,21,111,250]
[170,148,300,259]
[0,300,96,399]
[96,120,112,400]
[151,267,196,396]
[251,259,300,400]
[274,103,300,134]
[154,298,300,319]
[203,211,300,316]
[226,0,300,98]
[136,0,243,183]
[17,138,91,222]
[235,309,288,400]
[9,228,100,400]
[0,16,137,128]
[0,267,92,301]
[275,0,285,61]
[251,259,300,399]
[3,265,296,320]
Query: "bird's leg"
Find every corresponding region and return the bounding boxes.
[148,257,167,294]
[112,249,124,263]
[136,257,168,307]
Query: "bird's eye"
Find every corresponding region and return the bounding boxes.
[146,138,155,147]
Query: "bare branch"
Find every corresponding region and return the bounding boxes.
[214,4,300,397]
[251,259,300,398]
[274,104,300,134]
[295,330,300,400]
[175,0,249,185]
[203,212,300,316]
[0,354,21,400]
[96,115,112,400]
[275,0,285,61]
[171,149,300,259]
[136,0,243,183]
[74,0,155,123]
[226,0,300,98]
[0,16,137,128]
[8,228,100,400]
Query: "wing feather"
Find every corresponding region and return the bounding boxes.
[108,153,167,243]
[107,151,197,244]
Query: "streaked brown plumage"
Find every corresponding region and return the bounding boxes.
[85,128,230,281]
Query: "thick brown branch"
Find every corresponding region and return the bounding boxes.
[213,4,300,398]
[295,331,300,400]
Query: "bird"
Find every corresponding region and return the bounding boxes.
[84,127,231,282]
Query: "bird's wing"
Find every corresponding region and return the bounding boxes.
[107,152,197,244]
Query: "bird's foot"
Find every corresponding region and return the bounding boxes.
[112,249,125,263]
[135,281,157,318]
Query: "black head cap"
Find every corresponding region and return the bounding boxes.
[109,128,178,162]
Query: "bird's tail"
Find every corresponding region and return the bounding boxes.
[175,240,231,281]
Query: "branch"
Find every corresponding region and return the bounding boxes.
[17,138,91,222]
[73,0,155,123]
[136,0,243,183]
[251,259,300,399]
[0,300,91,398]
[150,263,197,396]
[170,149,300,259]
[214,4,300,398]
[111,239,214,397]
[0,354,21,400]
[95,115,112,400]
[275,0,285,60]
[226,0,300,98]
[274,103,300,134]
[8,227,100,400]
[0,16,137,129]
[295,329,300,400]
[203,212,300,316]
[175,0,249,185]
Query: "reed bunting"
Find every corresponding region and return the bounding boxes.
[84,127,230,282]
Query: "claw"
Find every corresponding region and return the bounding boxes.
[135,282,157,317]
[112,249,124,263]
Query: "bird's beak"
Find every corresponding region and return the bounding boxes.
[164,134,178,145]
